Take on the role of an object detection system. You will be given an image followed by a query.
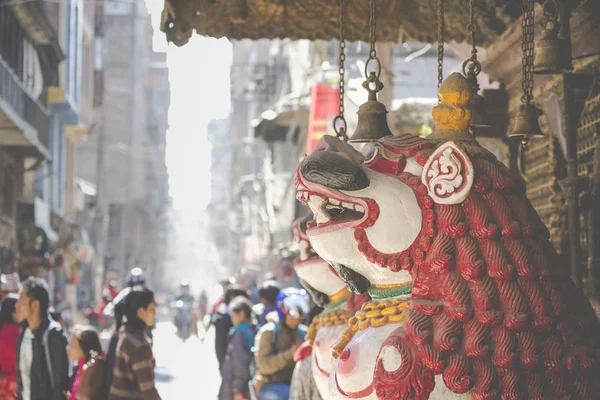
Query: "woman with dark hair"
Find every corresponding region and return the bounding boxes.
[0,295,20,399]
[109,287,161,400]
[66,326,104,400]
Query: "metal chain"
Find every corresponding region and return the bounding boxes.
[369,0,377,60]
[334,0,348,141]
[437,0,445,89]
[363,0,381,83]
[468,0,478,65]
[462,0,482,78]
[521,0,535,104]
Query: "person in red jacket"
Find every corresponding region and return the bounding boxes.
[0,294,21,399]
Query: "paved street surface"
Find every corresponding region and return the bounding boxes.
[154,320,220,399]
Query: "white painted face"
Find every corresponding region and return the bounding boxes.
[312,324,348,398]
[328,322,403,400]
[293,218,347,297]
[298,165,421,286]
[295,258,346,296]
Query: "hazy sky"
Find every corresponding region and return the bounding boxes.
[147,2,232,214]
[145,2,233,291]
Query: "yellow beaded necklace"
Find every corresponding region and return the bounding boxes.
[306,308,349,344]
[332,298,410,359]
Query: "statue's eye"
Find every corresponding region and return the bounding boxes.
[363,144,378,162]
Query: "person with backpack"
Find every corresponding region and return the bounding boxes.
[218,297,257,400]
[97,290,126,400]
[252,287,309,400]
[65,326,104,399]
[15,277,69,400]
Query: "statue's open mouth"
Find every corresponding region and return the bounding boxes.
[294,242,321,264]
[295,169,371,236]
[295,149,373,236]
[296,189,366,234]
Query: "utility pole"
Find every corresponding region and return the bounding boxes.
[92,0,106,304]
[92,108,106,304]
[118,0,137,279]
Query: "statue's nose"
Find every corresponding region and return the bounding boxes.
[300,151,370,191]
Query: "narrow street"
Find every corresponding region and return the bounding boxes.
[154,320,220,399]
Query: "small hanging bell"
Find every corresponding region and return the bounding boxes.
[534,17,573,74]
[509,103,544,146]
[349,72,393,143]
[465,68,490,130]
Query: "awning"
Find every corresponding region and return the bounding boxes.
[161,0,528,47]
[253,92,310,142]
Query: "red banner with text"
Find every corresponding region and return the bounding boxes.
[306,85,340,154]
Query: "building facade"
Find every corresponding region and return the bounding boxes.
[0,0,61,274]
[76,0,170,289]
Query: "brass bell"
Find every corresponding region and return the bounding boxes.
[349,72,393,143]
[509,103,544,146]
[534,17,573,74]
[465,70,490,129]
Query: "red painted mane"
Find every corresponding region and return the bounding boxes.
[373,134,600,399]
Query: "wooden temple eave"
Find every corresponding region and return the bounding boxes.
[160,0,522,47]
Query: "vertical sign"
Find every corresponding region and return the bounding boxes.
[306,85,340,154]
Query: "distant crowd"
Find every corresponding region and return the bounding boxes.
[210,279,316,400]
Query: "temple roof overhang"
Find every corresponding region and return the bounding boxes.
[160,0,533,47]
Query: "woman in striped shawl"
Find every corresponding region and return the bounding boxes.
[109,287,161,400]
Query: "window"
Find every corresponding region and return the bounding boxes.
[1,165,14,218]
[0,7,25,81]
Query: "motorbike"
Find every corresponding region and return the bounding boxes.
[174,300,194,340]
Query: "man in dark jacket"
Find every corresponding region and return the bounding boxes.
[212,287,249,370]
[15,277,69,400]
[218,297,256,400]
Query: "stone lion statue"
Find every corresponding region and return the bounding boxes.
[293,73,600,399]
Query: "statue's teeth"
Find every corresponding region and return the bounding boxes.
[329,198,340,205]
[343,202,354,210]
[316,210,331,224]
[356,205,365,213]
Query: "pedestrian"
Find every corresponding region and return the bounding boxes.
[84,305,101,331]
[212,287,249,370]
[66,326,104,400]
[50,309,65,330]
[0,294,20,399]
[252,287,309,400]
[0,272,20,303]
[256,281,280,326]
[97,294,126,400]
[15,276,69,400]
[109,286,161,400]
[218,297,257,400]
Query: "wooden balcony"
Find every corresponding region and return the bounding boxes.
[0,55,50,159]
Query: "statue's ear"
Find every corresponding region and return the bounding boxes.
[421,141,474,205]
